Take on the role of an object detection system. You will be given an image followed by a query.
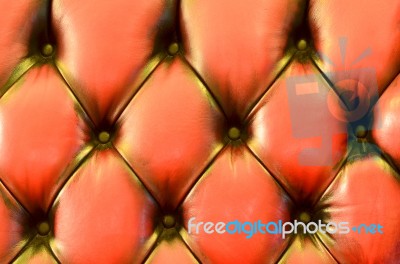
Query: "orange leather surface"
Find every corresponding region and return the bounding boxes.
[0,0,399,263]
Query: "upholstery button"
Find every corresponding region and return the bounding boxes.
[162,215,176,228]
[41,44,54,57]
[228,127,241,140]
[355,125,367,138]
[37,221,50,236]
[297,39,307,51]
[168,43,179,55]
[98,131,111,143]
[299,212,311,223]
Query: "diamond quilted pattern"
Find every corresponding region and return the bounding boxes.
[52,0,168,125]
[310,0,400,93]
[182,146,291,263]
[320,156,400,263]
[0,65,88,213]
[248,61,347,202]
[51,150,157,263]
[181,0,303,119]
[115,58,224,210]
[0,0,399,262]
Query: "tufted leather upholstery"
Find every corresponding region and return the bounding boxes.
[0,0,399,263]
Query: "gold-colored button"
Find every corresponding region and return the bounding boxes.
[228,127,241,140]
[98,131,110,143]
[42,44,54,57]
[299,212,311,223]
[37,221,50,236]
[297,39,307,51]
[168,43,179,55]
[163,215,176,228]
[355,125,367,138]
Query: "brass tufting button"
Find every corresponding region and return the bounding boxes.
[98,131,111,144]
[297,39,307,51]
[299,212,311,223]
[355,125,367,138]
[228,127,241,140]
[168,43,179,55]
[41,44,54,57]
[163,215,176,228]
[37,221,50,236]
